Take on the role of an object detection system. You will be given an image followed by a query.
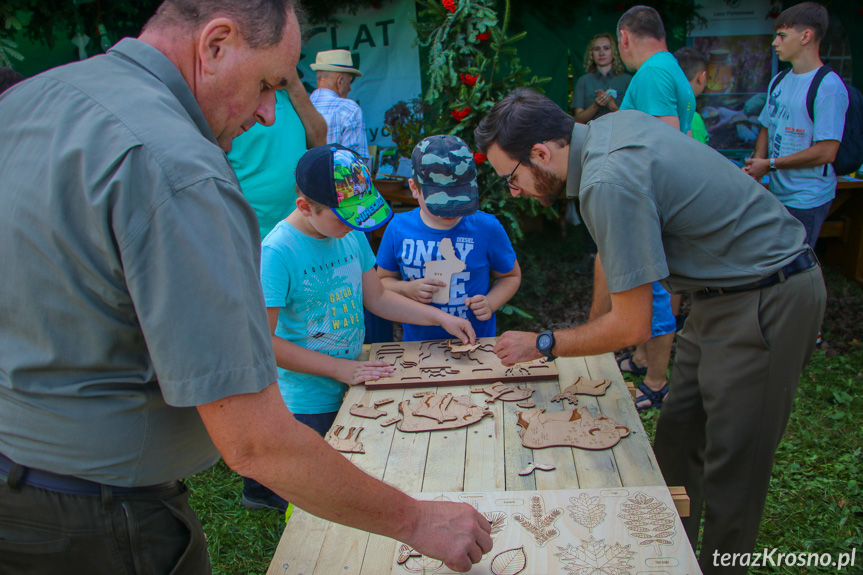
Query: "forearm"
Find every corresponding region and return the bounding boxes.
[380,275,410,297]
[484,275,521,313]
[553,305,650,358]
[752,127,769,159]
[199,385,420,542]
[773,140,841,169]
[285,82,328,148]
[271,335,346,381]
[574,104,598,124]
[368,288,447,326]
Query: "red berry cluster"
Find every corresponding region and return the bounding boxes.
[450,106,471,121]
[443,0,457,13]
[473,152,487,165]
[475,32,490,42]
[459,73,478,86]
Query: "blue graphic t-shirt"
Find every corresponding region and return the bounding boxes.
[376,209,517,341]
[261,222,375,414]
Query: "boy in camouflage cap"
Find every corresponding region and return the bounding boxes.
[377,135,522,341]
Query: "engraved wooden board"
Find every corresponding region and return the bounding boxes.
[365,338,559,390]
[390,488,701,575]
[424,237,466,305]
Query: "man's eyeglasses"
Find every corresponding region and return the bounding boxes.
[502,160,522,191]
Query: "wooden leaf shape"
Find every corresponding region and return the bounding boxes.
[617,491,676,555]
[396,544,412,565]
[513,494,563,547]
[482,511,508,538]
[555,538,635,575]
[403,554,443,573]
[491,547,527,575]
[567,493,607,533]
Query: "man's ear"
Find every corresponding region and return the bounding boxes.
[800,28,813,46]
[696,70,707,90]
[408,177,421,199]
[529,142,553,166]
[617,29,629,49]
[197,17,239,75]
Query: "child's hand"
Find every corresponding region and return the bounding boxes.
[335,360,395,386]
[464,295,492,321]
[405,277,447,303]
[438,313,476,345]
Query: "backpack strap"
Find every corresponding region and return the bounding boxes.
[769,68,791,96]
[806,64,833,121]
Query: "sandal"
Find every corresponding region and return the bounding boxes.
[617,352,647,376]
[635,382,669,412]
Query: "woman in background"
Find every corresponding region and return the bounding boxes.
[571,33,631,123]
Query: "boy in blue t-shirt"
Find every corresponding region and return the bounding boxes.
[243,145,475,511]
[377,135,521,341]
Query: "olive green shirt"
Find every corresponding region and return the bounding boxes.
[565,110,807,294]
[0,39,277,485]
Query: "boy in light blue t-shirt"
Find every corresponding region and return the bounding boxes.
[243,145,475,511]
[376,135,521,341]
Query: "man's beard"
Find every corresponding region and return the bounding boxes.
[529,163,566,206]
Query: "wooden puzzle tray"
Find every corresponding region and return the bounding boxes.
[365,338,559,390]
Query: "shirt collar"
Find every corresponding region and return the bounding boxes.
[565,123,589,199]
[315,88,340,99]
[108,38,217,146]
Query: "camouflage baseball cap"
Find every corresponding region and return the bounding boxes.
[296,145,392,231]
[411,135,479,218]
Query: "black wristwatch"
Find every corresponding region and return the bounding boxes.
[536,330,557,361]
[769,158,777,171]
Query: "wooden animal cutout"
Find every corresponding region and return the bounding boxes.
[551,377,612,405]
[349,398,394,419]
[471,382,534,403]
[448,339,480,354]
[518,462,556,476]
[517,401,536,409]
[395,394,492,433]
[516,406,630,450]
[325,425,365,454]
[424,237,466,305]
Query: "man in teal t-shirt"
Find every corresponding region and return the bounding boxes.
[229,76,327,241]
[615,6,696,411]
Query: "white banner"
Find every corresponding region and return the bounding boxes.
[297,1,422,149]
[690,0,775,37]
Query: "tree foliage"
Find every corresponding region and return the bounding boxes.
[412,0,553,242]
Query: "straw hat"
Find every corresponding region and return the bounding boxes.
[310,49,362,77]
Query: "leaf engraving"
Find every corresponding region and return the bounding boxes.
[482,511,508,539]
[513,494,563,547]
[567,493,607,534]
[555,537,635,575]
[491,546,527,575]
[617,492,677,556]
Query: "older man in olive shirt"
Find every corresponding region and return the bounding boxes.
[477,89,824,575]
[0,1,491,573]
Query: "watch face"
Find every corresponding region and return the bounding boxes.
[538,333,553,351]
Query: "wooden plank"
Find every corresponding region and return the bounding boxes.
[502,392,537,492]
[555,356,622,490]
[585,353,665,487]
[669,485,691,517]
[464,390,506,492]
[267,508,328,575]
[423,385,469,492]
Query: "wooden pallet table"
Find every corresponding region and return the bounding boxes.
[268,347,687,575]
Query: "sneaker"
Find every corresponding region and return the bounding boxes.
[242,492,289,513]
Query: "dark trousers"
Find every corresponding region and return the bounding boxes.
[243,411,338,502]
[786,200,832,251]
[654,266,825,575]
[0,473,210,574]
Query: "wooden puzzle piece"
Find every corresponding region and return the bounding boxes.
[552,377,613,405]
[518,462,557,476]
[325,425,365,453]
[567,493,607,534]
[618,491,677,556]
[471,382,534,403]
[424,237,466,305]
[516,406,630,450]
[482,511,508,540]
[491,546,527,575]
[513,494,563,547]
[555,538,636,574]
[448,339,480,354]
[349,398,394,419]
[516,400,536,408]
[395,394,492,433]
[366,337,559,390]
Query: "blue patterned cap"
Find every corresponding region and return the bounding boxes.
[411,135,479,218]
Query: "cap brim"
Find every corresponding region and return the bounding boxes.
[421,181,479,218]
[310,63,362,77]
[333,189,393,231]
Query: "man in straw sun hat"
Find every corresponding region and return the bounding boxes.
[310,49,370,164]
